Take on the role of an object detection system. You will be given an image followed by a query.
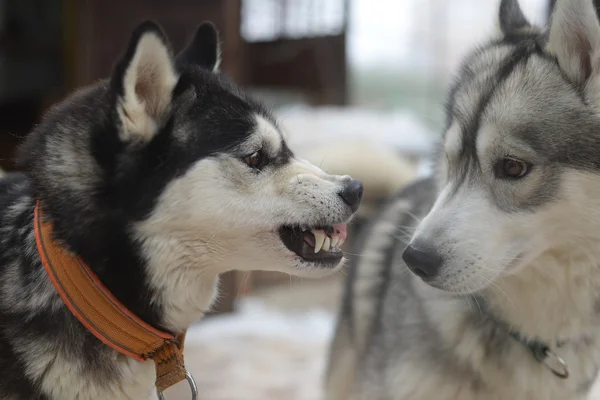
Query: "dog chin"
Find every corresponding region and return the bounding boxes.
[297,256,346,276]
[420,274,497,296]
[238,234,346,278]
[276,222,349,269]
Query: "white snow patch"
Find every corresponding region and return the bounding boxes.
[166,299,337,400]
[187,298,336,344]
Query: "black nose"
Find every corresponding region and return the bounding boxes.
[339,179,363,212]
[402,245,443,280]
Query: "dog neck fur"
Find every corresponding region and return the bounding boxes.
[484,173,600,343]
[135,226,222,332]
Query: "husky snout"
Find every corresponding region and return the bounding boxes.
[402,243,443,280]
[403,183,507,292]
[338,178,363,213]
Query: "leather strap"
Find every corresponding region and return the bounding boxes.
[33,202,187,392]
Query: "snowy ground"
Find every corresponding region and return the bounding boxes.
[166,299,336,400]
[166,295,600,400]
[164,274,348,400]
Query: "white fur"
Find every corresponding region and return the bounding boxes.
[413,122,600,296]
[133,113,357,333]
[16,327,157,400]
[118,32,178,142]
[255,115,283,154]
[39,354,156,400]
[359,231,600,400]
[486,172,600,341]
[443,122,462,160]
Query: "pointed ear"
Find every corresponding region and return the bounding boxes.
[547,0,600,85]
[111,21,178,143]
[499,0,532,35]
[176,22,221,71]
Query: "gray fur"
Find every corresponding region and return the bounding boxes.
[327,0,600,399]
[499,0,532,34]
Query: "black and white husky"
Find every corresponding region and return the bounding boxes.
[0,21,362,399]
[326,0,600,399]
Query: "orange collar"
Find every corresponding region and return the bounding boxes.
[33,201,192,395]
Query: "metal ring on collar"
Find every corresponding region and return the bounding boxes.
[542,348,569,379]
[157,371,198,400]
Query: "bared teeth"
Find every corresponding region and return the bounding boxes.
[310,228,344,253]
[323,236,331,252]
[331,236,340,248]
[313,230,326,253]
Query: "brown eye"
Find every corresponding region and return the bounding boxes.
[244,150,267,170]
[496,158,529,179]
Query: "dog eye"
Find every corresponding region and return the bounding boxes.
[495,158,529,179]
[243,150,268,170]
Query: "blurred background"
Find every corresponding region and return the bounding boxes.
[0,1,551,399]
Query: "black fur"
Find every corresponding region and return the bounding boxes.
[1,21,279,399]
[176,22,220,71]
[499,0,531,34]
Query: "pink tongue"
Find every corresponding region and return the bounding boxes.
[333,224,347,240]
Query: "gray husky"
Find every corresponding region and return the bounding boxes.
[0,21,362,399]
[326,0,600,399]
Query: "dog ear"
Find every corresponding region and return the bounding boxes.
[547,0,600,85]
[111,21,178,143]
[499,0,532,35]
[176,22,221,71]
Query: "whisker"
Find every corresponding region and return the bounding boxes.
[393,235,412,243]
[404,212,423,224]
[341,251,368,257]
[476,273,513,307]
[319,154,329,168]
[471,294,483,316]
